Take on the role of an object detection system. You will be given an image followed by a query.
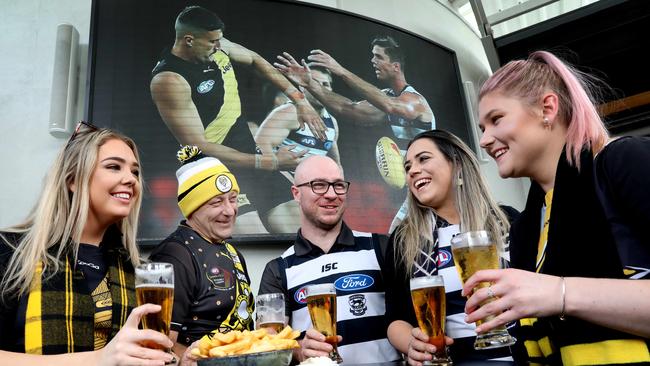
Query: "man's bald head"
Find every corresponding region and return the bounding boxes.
[294,156,344,185]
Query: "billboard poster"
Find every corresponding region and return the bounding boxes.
[88,0,471,242]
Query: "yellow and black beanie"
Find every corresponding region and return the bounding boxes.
[175,145,240,218]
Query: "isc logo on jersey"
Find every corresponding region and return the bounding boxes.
[375,136,405,188]
[436,248,452,267]
[334,274,374,291]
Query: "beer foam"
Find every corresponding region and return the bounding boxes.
[136,283,174,289]
[305,283,336,297]
[409,275,444,291]
[299,356,338,365]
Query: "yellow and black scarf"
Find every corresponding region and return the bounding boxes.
[22,231,135,354]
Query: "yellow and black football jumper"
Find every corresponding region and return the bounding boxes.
[152,48,269,215]
[149,222,254,346]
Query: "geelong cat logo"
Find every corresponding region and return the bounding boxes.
[334,274,374,291]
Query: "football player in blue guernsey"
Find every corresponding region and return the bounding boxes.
[150,5,326,234]
[254,65,341,234]
[258,156,401,364]
[275,36,435,233]
[275,36,434,151]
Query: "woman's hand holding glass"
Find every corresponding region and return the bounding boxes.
[96,304,174,366]
[462,268,565,333]
[406,327,455,366]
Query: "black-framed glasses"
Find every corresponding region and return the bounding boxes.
[295,180,350,195]
[67,121,99,145]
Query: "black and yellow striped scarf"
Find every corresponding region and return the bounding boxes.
[511,149,650,365]
[23,237,135,354]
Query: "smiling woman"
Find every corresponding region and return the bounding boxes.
[0,124,174,365]
[384,129,517,364]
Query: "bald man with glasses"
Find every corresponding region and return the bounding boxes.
[259,156,400,364]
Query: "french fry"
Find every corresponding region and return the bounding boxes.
[200,326,301,358]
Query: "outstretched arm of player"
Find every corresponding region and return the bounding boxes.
[309,49,433,122]
[275,52,386,126]
[220,38,326,141]
[150,71,289,170]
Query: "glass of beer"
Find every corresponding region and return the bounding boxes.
[135,262,174,352]
[450,231,516,350]
[256,293,286,333]
[305,283,343,364]
[410,275,452,365]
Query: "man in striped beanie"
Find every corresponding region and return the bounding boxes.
[150,145,255,362]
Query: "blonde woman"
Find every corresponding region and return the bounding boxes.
[0,123,173,365]
[384,130,517,365]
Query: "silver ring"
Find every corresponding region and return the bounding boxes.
[486,286,496,299]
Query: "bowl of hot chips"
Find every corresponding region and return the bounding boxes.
[194,326,300,366]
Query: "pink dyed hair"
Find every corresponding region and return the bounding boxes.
[479,50,609,168]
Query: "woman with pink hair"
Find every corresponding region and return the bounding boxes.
[466,50,650,364]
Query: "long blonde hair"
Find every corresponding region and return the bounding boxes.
[1,127,143,299]
[395,130,509,273]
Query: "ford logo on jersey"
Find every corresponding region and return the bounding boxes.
[437,248,452,267]
[294,286,308,304]
[334,274,374,291]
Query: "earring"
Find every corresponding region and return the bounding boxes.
[543,116,551,128]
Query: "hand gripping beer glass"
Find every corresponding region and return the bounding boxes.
[305,283,343,363]
[256,293,286,333]
[450,231,516,350]
[135,263,174,354]
[410,275,452,366]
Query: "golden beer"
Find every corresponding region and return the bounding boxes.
[305,283,343,363]
[135,262,174,353]
[136,284,174,349]
[450,231,515,350]
[410,276,452,365]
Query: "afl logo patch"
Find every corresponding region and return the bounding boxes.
[215,174,233,193]
[334,274,374,291]
[301,137,316,147]
[294,286,308,304]
[437,248,452,267]
[197,80,215,94]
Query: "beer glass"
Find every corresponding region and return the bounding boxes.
[410,275,452,366]
[256,293,286,333]
[305,283,343,364]
[135,262,174,351]
[450,231,516,350]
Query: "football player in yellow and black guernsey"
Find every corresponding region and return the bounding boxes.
[150,146,255,360]
[151,5,326,234]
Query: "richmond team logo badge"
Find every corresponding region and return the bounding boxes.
[215,174,233,193]
[197,80,215,94]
